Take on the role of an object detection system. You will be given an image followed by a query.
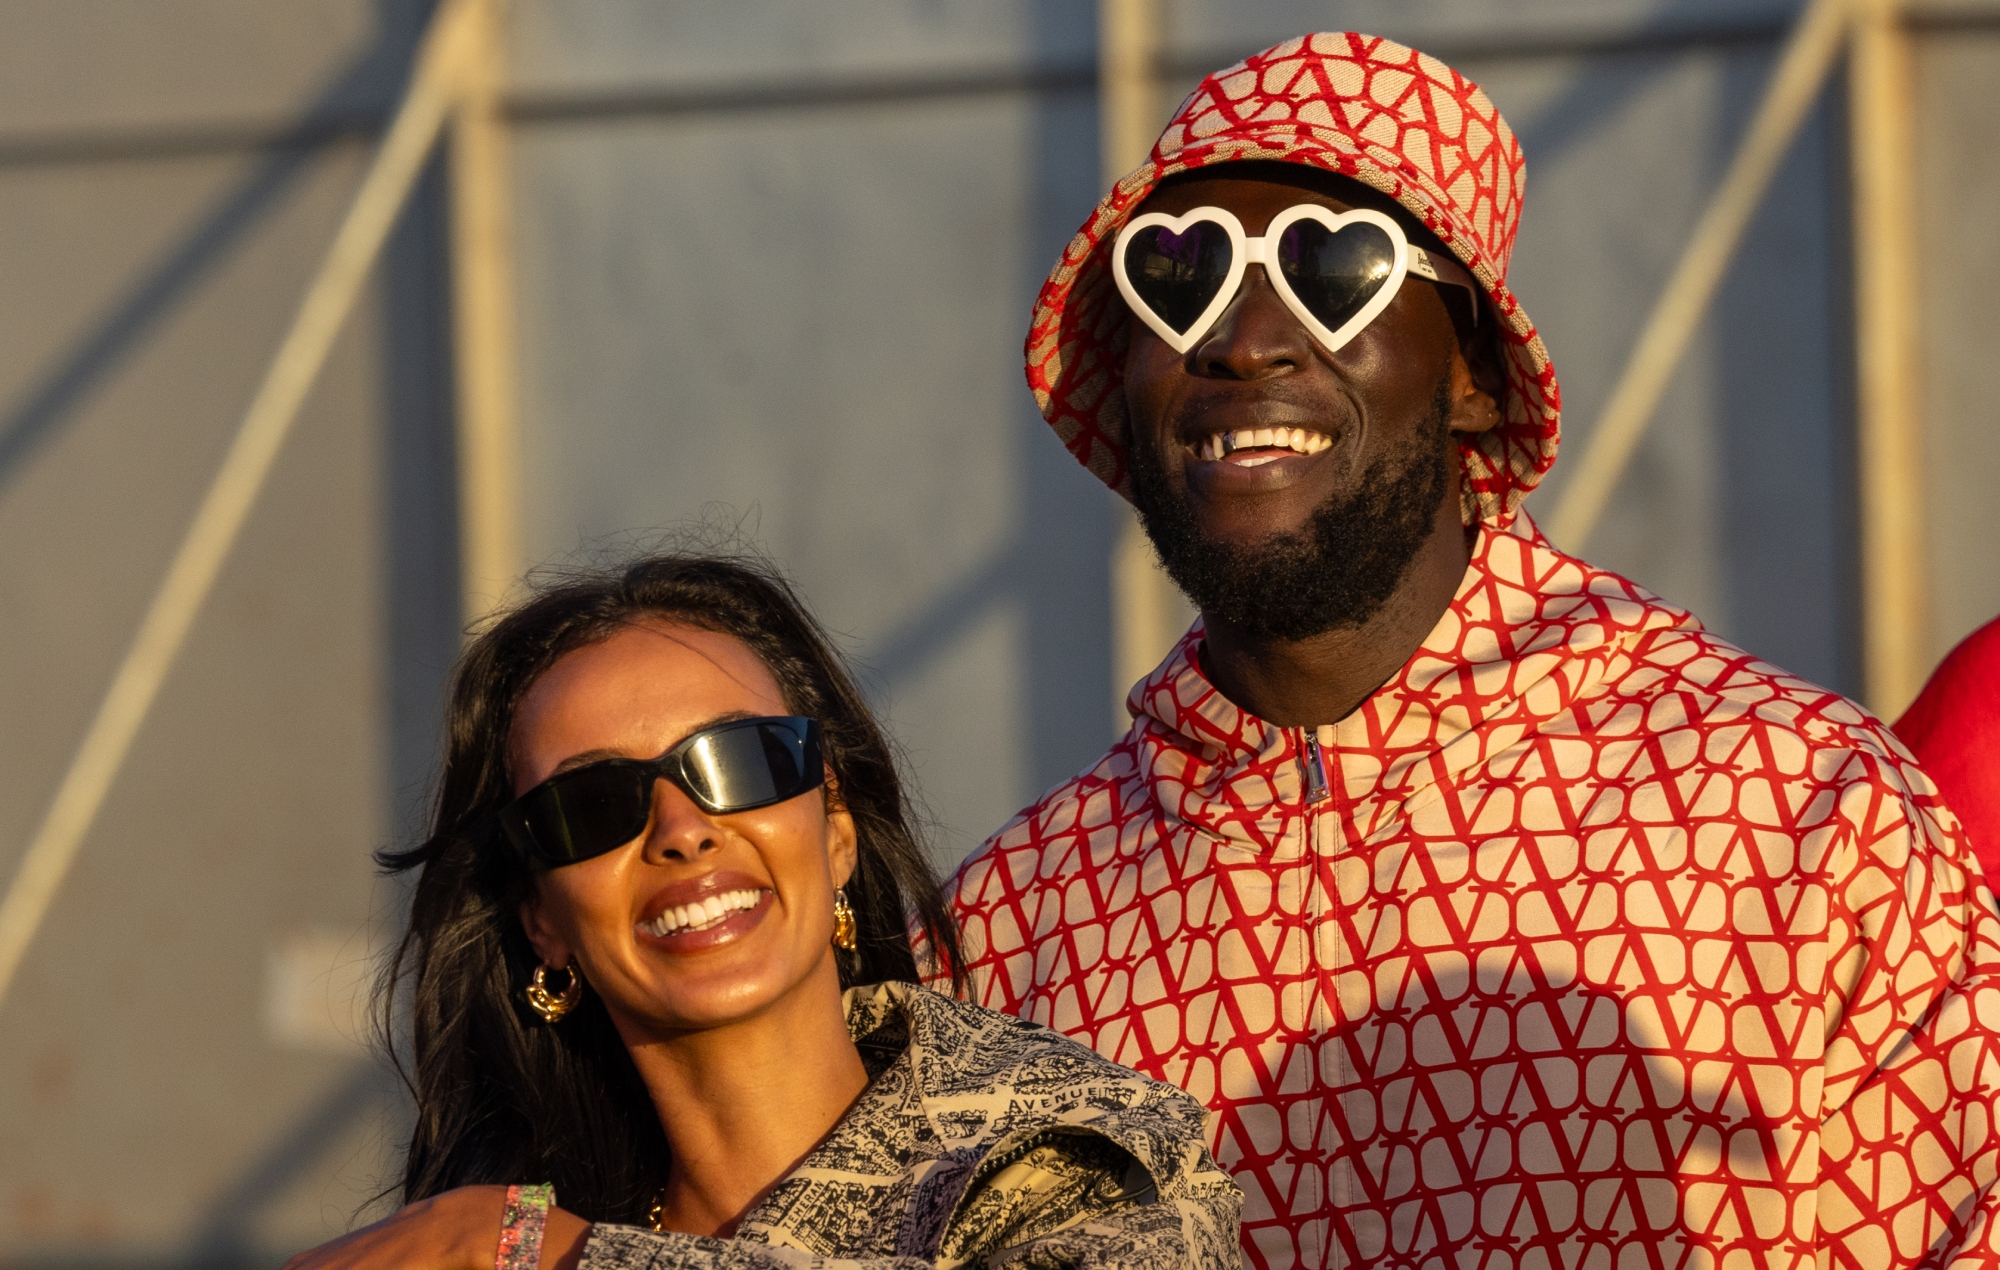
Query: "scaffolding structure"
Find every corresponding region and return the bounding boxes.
[0,0,1965,1012]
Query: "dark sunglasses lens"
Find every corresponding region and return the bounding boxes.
[1277,219,1397,338]
[1123,222,1233,335]
[679,721,814,812]
[512,764,653,864]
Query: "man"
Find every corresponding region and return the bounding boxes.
[944,33,1997,1270]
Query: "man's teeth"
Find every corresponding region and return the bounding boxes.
[1197,428,1333,462]
[641,888,764,937]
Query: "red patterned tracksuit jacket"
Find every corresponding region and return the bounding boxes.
[945,518,1996,1269]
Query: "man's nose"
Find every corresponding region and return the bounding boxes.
[1189,265,1310,380]
[642,778,720,862]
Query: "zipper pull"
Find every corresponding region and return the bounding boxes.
[1302,733,1330,804]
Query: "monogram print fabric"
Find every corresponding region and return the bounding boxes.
[577,982,1242,1270]
[1026,32,1561,527]
[944,517,1999,1269]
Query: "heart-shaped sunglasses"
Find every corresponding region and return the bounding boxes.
[1112,204,1480,356]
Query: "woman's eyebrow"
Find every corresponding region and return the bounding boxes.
[549,746,628,776]
[546,710,764,776]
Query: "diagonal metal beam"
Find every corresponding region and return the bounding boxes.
[1545,0,1855,550]
[0,0,483,1007]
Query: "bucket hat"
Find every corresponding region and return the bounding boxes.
[1027,32,1561,527]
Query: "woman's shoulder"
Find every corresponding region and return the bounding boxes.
[846,981,1211,1145]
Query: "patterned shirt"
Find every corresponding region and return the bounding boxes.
[579,981,1241,1269]
[945,517,1997,1269]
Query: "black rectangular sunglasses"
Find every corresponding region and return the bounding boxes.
[499,716,823,869]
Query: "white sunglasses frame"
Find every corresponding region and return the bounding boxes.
[1112,204,1463,356]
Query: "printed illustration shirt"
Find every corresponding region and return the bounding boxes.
[579,981,1241,1269]
[945,516,1998,1270]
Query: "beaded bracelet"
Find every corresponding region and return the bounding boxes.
[495,1182,556,1270]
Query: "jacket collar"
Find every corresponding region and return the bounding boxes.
[731,981,1209,1260]
[1125,513,1698,852]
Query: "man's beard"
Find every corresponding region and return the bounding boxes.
[1127,377,1456,642]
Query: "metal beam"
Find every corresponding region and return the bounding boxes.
[1544,0,1854,550]
[1851,0,1929,716]
[1101,0,1194,731]
[450,0,523,624]
[0,0,479,1007]
[20,6,1996,162]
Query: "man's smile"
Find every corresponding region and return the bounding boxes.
[1194,427,1334,465]
[1172,410,1348,504]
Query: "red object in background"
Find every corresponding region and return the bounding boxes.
[1896,615,2000,885]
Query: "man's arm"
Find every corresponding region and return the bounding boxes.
[1815,752,2000,1264]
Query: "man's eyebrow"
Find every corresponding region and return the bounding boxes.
[545,710,764,777]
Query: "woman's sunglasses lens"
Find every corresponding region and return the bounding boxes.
[1278,220,1397,336]
[518,765,654,863]
[1124,222,1233,335]
[679,722,809,812]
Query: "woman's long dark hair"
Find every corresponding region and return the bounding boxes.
[375,552,965,1221]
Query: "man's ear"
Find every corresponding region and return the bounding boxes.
[1444,332,1504,436]
[823,769,859,891]
[518,888,572,969]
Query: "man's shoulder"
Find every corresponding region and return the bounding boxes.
[1490,531,1910,781]
[949,734,1153,896]
[1564,613,1950,847]
[1611,622,1904,759]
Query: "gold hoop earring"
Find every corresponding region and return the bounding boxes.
[525,962,583,1023]
[831,889,858,952]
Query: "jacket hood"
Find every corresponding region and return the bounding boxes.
[1026,32,1562,528]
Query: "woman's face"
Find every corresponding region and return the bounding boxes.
[510,620,857,1037]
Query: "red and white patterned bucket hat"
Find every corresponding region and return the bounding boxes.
[1026,32,1561,527]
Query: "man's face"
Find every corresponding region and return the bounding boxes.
[1121,165,1501,639]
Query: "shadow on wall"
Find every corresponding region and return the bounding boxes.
[178,1064,407,1269]
[2,1065,403,1270]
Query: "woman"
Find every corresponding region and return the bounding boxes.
[288,553,1240,1269]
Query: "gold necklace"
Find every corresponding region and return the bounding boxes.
[647,1186,668,1232]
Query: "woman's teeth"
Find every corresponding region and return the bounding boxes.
[641,888,764,937]
[1197,427,1333,463]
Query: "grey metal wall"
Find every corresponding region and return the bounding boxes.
[507,0,1108,865]
[1,0,1995,1264]
[0,2,456,1262]
[1914,23,2000,663]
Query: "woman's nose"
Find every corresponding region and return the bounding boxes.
[1191,265,1310,380]
[643,778,720,862]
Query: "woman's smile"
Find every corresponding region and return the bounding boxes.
[636,870,774,951]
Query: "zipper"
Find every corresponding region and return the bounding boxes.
[1300,726,1336,1269]
[1302,731,1331,804]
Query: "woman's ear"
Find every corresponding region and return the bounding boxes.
[518,889,572,969]
[823,769,859,890]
